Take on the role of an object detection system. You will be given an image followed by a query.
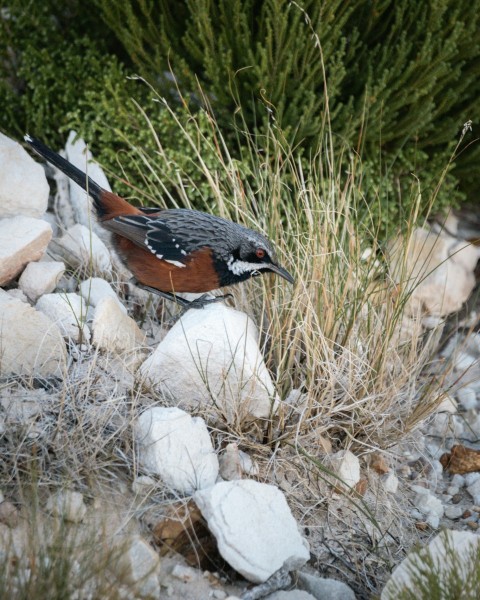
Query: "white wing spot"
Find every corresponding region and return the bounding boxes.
[181,250,187,256]
[175,244,180,248]
[165,259,186,268]
[156,254,163,259]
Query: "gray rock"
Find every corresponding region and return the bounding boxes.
[18,260,65,302]
[297,572,356,599]
[46,490,87,523]
[267,592,316,600]
[111,536,160,599]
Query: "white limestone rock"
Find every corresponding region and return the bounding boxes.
[0,291,66,377]
[135,407,219,494]
[0,133,49,218]
[112,536,160,599]
[79,277,127,314]
[219,443,259,481]
[324,450,361,491]
[140,304,278,423]
[18,260,65,301]
[194,480,310,583]
[50,223,112,275]
[466,478,480,505]
[45,490,87,523]
[36,292,90,343]
[382,530,480,599]
[92,296,145,354]
[381,472,399,494]
[0,216,52,285]
[411,485,444,528]
[389,228,479,317]
[65,131,112,231]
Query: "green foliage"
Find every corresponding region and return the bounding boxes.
[96,0,480,222]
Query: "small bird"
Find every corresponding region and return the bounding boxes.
[24,135,294,307]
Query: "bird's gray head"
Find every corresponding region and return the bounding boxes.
[225,230,294,284]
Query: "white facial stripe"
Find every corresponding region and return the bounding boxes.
[227,255,269,276]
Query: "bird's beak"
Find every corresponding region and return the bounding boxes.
[269,263,294,284]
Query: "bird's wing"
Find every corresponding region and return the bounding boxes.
[106,214,190,265]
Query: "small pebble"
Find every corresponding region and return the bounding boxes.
[447,486,459,496]
[456,387,478,410]
[444,505,464,520]
[462,510,472,519]
[465,472,480,486]
[451,493,463,504]
[466,521,479,530]
[452,474,466,488]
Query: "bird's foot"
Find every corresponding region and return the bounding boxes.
[132,280,232,310]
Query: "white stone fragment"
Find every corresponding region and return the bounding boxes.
[36,292,90,343]
[65,131,112,230]
[0,291,66,377]
[0,133,49,218]
[324,450,361,491]
[18,260,65,301]
[45,490,87,523]
[411,485,444,526]
[267,592,316,600]
[79,277,127,314]
[466,478,480,505]
[0,216,52,285]
[456,387,478,410]
[381,472,399,494]
[92,297,145,354]
[135,407,219,494]
[381,530,480,599]
[140,304,278,423]
[218,443,258,481]
[465,472,480,486]
[112,536,160,599]
[51,223,112,275]
[451,474,466,488]
[194,480,310,583]
[444,505,464,520]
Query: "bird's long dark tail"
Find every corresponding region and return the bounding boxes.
[24,135,139,220]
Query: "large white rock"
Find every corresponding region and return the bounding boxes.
[65,131,112,229]
[0,133,49,218]
[79,277,127,314]
[140,304,277,423]
[18,260,65,301]
[50,223,112,275]
[382,530,480,599]
[135,407,218,494]
[194,480,310,583]
[92,296,145,354]
[0,217,52,285]
[36,292,90,343]
[389,228,479,317]
[0,291,66,377]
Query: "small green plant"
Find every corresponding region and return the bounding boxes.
[383,531,480,600]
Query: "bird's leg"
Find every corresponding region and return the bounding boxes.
[131,279,232,309]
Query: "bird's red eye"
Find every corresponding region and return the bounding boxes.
[256,248,265,259]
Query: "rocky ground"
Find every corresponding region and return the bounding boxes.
[0,131,480,599]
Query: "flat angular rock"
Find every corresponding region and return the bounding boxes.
[50,223,112,275]
[0,133,49,218]
[79,277,127,314]
[18,260,65,301]
[135,407,219,494]
[92,296,145,354]
[0,291,66,377]
[36,292,90,343]
[381,530,480,599]
[0,217,52,285]
[194,480,310,583]
[140,304,277,423]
